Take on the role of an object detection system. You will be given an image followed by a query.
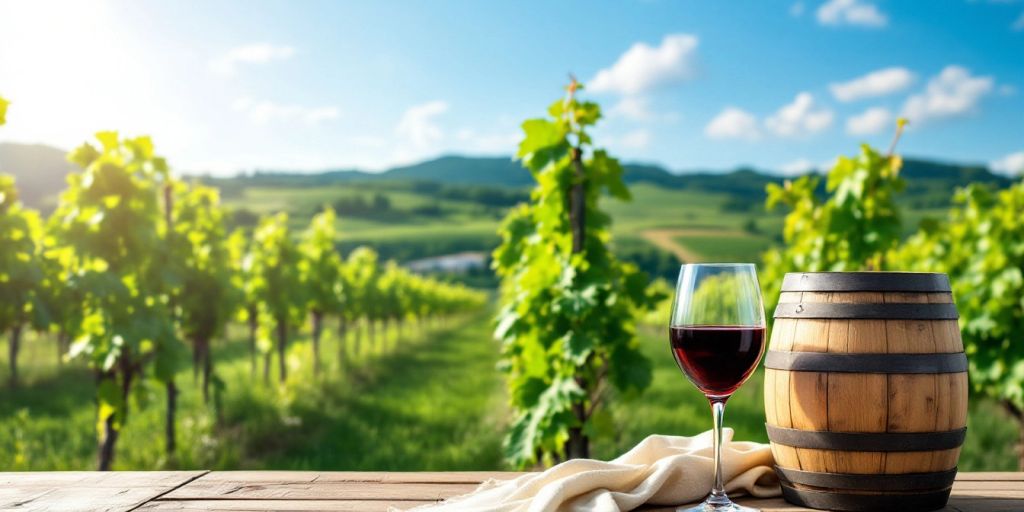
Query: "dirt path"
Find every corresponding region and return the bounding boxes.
[640,228,745,264]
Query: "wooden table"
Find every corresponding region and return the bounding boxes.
[1,471,1021,511]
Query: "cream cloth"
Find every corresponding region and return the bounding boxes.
[401,428,780,512]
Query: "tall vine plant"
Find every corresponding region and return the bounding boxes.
[299,207,344,375]
[56,132,184,470]
[493,79,662,467]
[0,96,46,388]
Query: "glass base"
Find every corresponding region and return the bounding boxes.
[677,497,759,512]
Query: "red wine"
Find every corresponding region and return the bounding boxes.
[670,325,765,398]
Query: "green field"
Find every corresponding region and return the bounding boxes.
[223,182,778,244]
[672,233,775,263]
[2,310,1017,471]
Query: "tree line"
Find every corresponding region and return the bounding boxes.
[0,115,485,469]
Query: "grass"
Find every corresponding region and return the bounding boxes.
[0,312,508,471]
[3,310,1017,471]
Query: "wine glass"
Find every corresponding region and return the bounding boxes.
[670,263,766,512]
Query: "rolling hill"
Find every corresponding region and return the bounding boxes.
[0,141,1015,210]
[0,143,75,209]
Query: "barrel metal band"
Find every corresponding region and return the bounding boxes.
[764,351,968,374]
[775,466,958,491]
[781,272,951,293]
[766,425,967,451]
[774,302,959,320]
[780,484,952,512]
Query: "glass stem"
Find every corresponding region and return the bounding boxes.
[709,399,729,505]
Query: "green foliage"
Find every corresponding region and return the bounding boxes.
[227,228,258,324]
[762,142,905,310]
[51,132,182,446]
[0,96,45,344]
[338,245,484,326]
[250,213,304,379]
[0,175,44,336]
[341,247,378,324]
[493,84,661,468]
[252,214,304,326]
[299,207,344,316]
[170,182,237,347]
[893,179,1024,411]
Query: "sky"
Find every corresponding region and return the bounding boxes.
[0,0,1022,176]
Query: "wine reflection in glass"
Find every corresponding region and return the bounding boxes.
[670,264,766,512]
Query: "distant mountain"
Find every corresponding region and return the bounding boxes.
[228,154,1011,193]
[0,142,1015,210]
[0,143,74,209]
[387,156,532,186]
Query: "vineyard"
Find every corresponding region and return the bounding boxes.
[0,108,486,469]
[2,80,1024,473]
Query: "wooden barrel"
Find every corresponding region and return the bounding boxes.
[764,272,968,512]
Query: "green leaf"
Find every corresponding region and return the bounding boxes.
[563,331,595,366]
[68,142,100,168]
[609,344,653,393]
[511,376,548,407]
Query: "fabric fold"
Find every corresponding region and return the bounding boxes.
[400,428,780,512]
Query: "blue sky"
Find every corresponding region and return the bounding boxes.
[0,0,1022,176]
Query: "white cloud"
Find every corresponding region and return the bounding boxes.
[901,66,994,124]
[790,2,806,17]
[778,158,817,176]
[846,107,893,135]
[210,43,295,75]
[705,107,761,140]
[990,151,1024,176]
[232,97,339,125]
[396,100,449,149]
[589,34,699,95]
[1014,12,1024,30]
[817,0,888,27]
[830,67,915,102]
[765,92,834,137]
[618,129,653,149]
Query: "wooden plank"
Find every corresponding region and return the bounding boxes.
[2,471,1023,512]
[380,471,525,484]
[170,471,523,485]
[954,480,1024,491]
[946,497,1024,512]
[139,495,1024,512]
[163,480,480,501]
[0,471,206,512]
[956,472,1024,481]
[137,500,438,511]
[0,471,206,487]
